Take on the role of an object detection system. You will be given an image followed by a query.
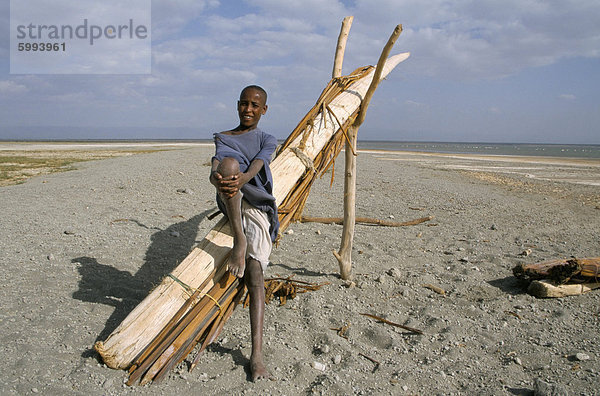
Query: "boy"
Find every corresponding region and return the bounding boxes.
[209,85,279,381]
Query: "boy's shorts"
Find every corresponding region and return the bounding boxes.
[241,199,272,272]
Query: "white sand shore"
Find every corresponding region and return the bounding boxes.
[365,149,600,187]
[0,145,598,395]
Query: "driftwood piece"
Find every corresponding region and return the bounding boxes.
[514,257,600,298]
[96,221,232,369]
[274,53,409,229]
[189,284,246,371]
[422,284,446,295]
[360,313,423,335]
[301,215,433,227]
[150,279,244,383]
[358,352,380,371]
[126,275,241,385]
[330,323,351,339]
[513,257,600,284]
[264,277,329,306]
[528,280,600,298]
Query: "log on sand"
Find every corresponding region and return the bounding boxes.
[513,257,600,284]
[300,215,433,227]
[95,52,410,370]
[527,280,600,298]
[514,257,600,298]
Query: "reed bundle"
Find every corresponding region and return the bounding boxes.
[94,54,409,381]
[125,69,374,384]
[127,274,244,384]
[276,65,374,232]
[262,276,330,306]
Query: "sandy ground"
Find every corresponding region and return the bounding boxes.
[0,144,598,395]
[0,141,212,187]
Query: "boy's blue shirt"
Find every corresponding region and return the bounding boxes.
[212,128,280,242]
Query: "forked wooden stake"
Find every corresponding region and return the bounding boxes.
[333,24,404,280]
[332,16,353,79]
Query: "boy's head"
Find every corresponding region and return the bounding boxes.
[237,85,268,130]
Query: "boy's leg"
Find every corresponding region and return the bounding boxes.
[244,258,270,381]
[217,157,247,278]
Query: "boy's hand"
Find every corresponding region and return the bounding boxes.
[212,171,248,199]
[209,170,224,189]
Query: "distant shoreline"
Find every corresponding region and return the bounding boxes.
[2,138,599,146]
[1,139,599,159]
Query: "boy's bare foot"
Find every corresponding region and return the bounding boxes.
[250,354,271,382]
[228,237,247,278]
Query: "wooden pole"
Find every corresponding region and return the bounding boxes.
[332,16,353,79]
[356,24,403,126]
[334,122,358,280]
[330,16,354,281]
[334,24,403,280]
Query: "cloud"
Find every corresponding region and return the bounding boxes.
[152,0,220,39]
[404,99,427,108]
[246,0,348,28]
[0,80,29,94]
[45,91,93,103]
[345,0,600,80]
[2,0,599,143]
[559,93,576,101]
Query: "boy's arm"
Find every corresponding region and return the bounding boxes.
[210,158,238,198]
[227,158,264,191]
[237,134,276,188]
[209,157,222,187]
[254,133,277,165]
[210,157,264,198]
[212,132,274,196]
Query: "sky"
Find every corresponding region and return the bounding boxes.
[1,0,599,144]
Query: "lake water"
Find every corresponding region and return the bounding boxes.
[357,141,600,159]
[361,141,600,187]
[3,139,599,159]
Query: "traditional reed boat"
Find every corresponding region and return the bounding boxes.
[94,52,410,380]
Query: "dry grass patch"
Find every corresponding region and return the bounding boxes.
[0,149,162,186]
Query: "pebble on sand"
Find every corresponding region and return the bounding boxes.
[312,361,327,371]
[574,352,590,361]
